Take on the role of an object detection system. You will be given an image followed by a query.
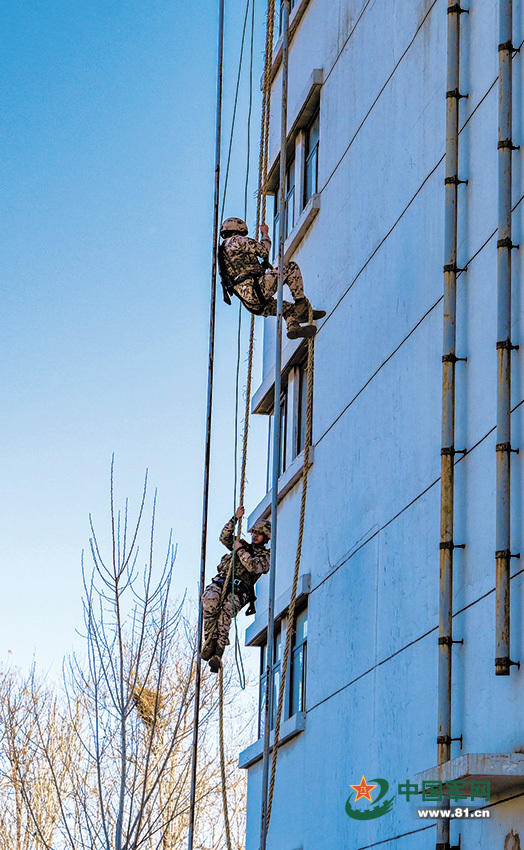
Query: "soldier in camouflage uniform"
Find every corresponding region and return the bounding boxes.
[218,217,326,339]
[201,505,271,673]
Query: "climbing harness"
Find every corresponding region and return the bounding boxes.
[217,242,272,312]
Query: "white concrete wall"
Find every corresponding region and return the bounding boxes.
[246,0,524,847]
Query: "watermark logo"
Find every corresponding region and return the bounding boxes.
[345,775,395,821]
[344,777,491,822]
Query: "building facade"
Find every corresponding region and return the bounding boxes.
[240,1,524,848]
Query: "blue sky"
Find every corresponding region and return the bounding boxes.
[0,0,269,675]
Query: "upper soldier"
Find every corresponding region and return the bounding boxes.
[201,506,271,673]
[218,217,325,339]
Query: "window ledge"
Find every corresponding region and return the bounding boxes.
[245,573,310,647]
[238,712,306,769]
[247,448,314,530]
[283,192,321,263]
[415,753,524,801]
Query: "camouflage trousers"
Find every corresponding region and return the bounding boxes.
[233,261,310,328]
[202,582,244,654]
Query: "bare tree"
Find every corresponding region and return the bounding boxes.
[0,467,248,850]
[0,665,86,849]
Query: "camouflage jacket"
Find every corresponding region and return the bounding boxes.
[213,517,270,586]
[221,233,272,281]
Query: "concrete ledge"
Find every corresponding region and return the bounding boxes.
[415,753,524,800]
[245,573,311,647]
[238,712,306,769]
[247,449,314,529]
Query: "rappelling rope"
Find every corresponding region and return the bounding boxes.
[266,315,315,827]
[200,3,276,848]
[202,0,277,655]
[201,0,275,659]
[218,665,233,850]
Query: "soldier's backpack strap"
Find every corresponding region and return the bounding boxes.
[217,243,234,305]
[245,581,257,616]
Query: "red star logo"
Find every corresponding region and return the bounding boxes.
[350,775,377,802]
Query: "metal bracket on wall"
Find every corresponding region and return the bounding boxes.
[445,176,468,185]
[496,443,519,453]
[437,734,463,750]
[440,447,468,458]
[446,88,468,99]
[442,354,468,363]
[497,237,519,250]
[443,263,467,274]
[496,339,519,351]
[495,656,520,674]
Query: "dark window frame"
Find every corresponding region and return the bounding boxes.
[276,0,297,39]
[267,388,288,492]
[258,625,283,738]
[273,156,296,256]
[295,359,309,459]
[289,606,308,717]
[304,110,320,206]
[266,357,311,493]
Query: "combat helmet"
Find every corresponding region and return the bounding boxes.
[252,518,271,542]
[220,217,248,238]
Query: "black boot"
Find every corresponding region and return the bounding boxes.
[294,297,326,322]
[209,647,224,673]
[201,639,216,661]
[287,322,317,340]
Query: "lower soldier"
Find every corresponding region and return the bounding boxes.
[218,217,326,340]
[201,505,271,673]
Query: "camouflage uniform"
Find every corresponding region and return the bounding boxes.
[221,233,311,330]
[202,517,270,654]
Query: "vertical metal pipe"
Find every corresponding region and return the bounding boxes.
[187,1,225,846]
[437,3,465,848]
[495,0,516,676]
[260,3,289,848]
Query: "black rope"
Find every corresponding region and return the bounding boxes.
[187,0,225,845]
[220,0,253,220]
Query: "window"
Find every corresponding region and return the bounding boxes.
[273,157,295,255]
[266,359,310,493]
[290,607,307,716]
[295,360,308,458]
[304,110,319,205]
[258,626,282,737]
[276,0,296,39]
[265,73,321,248]
[266,389,288,491]
[258,606,308,738]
